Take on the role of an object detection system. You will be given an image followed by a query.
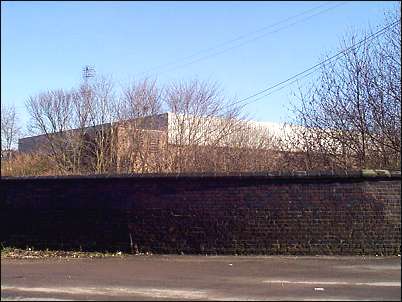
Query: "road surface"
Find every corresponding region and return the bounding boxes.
[1,255,400,301]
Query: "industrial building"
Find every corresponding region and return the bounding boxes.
[18,112,296,172]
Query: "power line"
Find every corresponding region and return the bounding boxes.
[137,1,346,78]
[237,68,319,112]
[226,19,400,111]
[155,2,347,76]
[137,1,331,76]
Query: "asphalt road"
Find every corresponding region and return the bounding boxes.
[1,255,401,301]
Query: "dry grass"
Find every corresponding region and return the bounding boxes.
[1,153,59,176]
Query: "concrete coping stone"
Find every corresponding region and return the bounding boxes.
[1,170,400,180]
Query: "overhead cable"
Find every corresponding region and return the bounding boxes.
[226,19,400,111]
[137,1,347,77]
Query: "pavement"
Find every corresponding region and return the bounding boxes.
[1,255,401,301]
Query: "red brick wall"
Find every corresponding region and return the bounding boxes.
[1,172,400,255]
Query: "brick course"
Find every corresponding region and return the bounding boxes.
[1,172,400,255]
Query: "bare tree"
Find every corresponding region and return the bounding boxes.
[163,79,244,173]
[1,103,21,159]
[117,78,162,120]
[84,75,118,173]
[26,89,79,173]
[288,8,401,171]
[115,78,164,173]
[25,75,121,174]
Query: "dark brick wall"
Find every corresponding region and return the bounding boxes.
[1,172,400,255]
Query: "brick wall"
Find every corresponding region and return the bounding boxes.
[1,171,400,255]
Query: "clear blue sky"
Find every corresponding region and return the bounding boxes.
[1,1,398,134]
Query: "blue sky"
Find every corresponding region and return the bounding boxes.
[1,1,398,133]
